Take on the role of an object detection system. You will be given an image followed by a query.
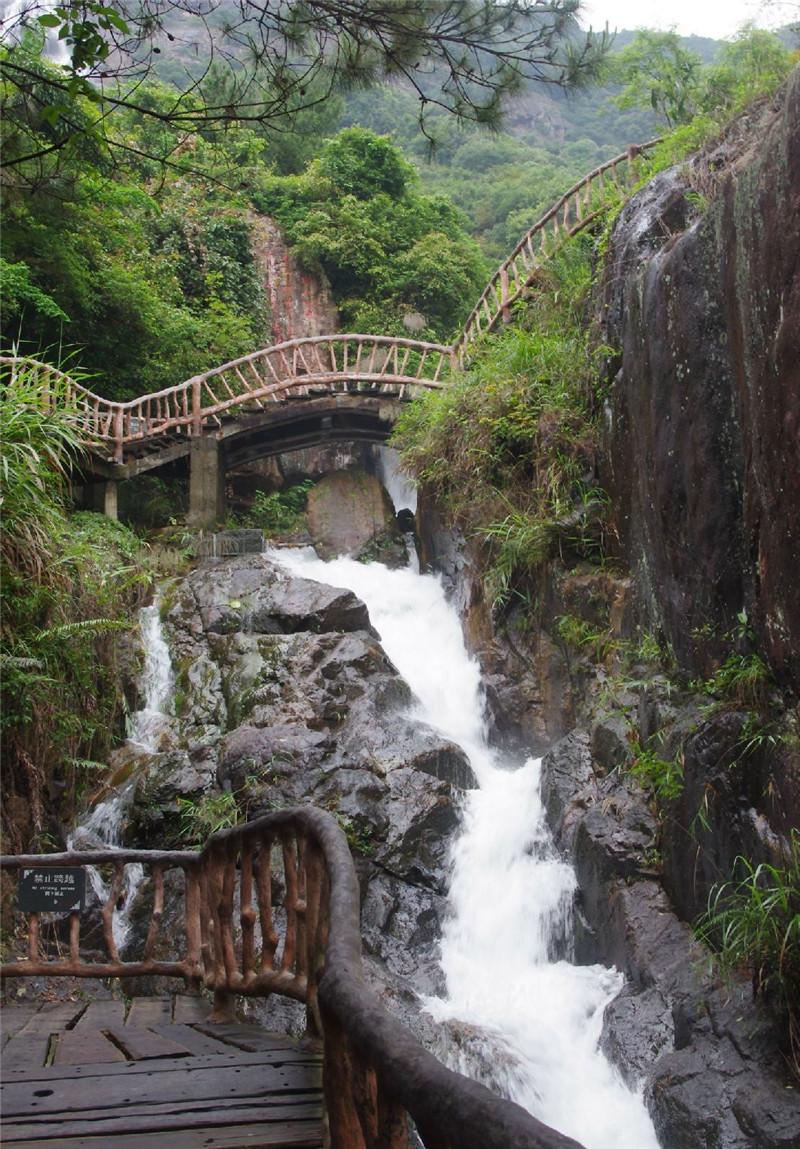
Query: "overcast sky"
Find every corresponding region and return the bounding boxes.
[579,0,796,38]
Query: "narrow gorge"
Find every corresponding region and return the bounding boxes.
[2,47,799,1149]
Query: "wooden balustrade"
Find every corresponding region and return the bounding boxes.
[0,847,199,981]
[0,138,660,468]
[1,336,452,465]
[451,138,661,365]
[1,808,585,1149]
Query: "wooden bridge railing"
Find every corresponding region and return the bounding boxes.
[451,138,661,366]
[0,807,584,1149]
[0,335,452,465]
[0,138,660,468]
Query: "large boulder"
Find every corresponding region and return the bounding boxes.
[123,553,475,1014]
[306,469,399,560]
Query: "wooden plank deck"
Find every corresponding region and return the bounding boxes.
[0,996,323,1149]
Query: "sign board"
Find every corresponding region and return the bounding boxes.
[17,867,86,914]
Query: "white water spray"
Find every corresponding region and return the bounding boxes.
[68,598,174,952]
[375,445,417,514]
[3,0,71,63]
[273,548,659,1149]
[128,601,174,752]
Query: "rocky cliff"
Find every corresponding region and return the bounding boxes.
[417,70,800,1149]
[123,555,472,1032]
[600,72,800,690]
[251,216,339,344]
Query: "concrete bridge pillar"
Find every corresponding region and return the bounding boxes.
[188,436,225,528]
[80,478,118,519]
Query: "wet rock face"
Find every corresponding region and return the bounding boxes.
[129,554,473,1012]
[306,469,401,562]
[600,74,800,688]
[541,732,800,1149]
[251,215,339,344]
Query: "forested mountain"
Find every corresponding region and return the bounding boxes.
[2,16,795,392]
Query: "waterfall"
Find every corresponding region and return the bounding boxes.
[273,549,660,1149]
[128,600,174,751]
[3,1,70,63]
[375,445,418,513]
[67,597,173,953]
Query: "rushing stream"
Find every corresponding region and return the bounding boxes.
[274,547,660,1149]
[67,599,174,951]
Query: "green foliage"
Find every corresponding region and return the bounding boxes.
[1,148,268,397]
[317,128,414,200]
[628,741,684,802]
[1,511,152,847]
[610,30,705,126]
[627,631,664,665]
[0,358,85,577]
[636,113,722,179]
[556,614,618,663]
[481,513,561,605]
[177,791,240,845]
[1,1,609,169]
[335,59,661,262]
[237,481,314,537]
[393,234,602,604]
[701,25,794,115]
[337,815,375,857]
[615,26,793,185]
[0,360,153,848]
[697,652,773,708]
[254,129,488,340]
[0,258,69,329]
[736,714,786,759]
[697,839,800,1074]
[392,231,489,333]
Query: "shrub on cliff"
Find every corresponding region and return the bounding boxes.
[698,839,800,1076]
[253,127,489,341]
[0,360,152,852]
[392,234,603,607]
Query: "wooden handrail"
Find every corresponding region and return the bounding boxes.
[0,335,453,463]
[0,137,660,467]
[0,808,585,1149]
[451,137,662,364]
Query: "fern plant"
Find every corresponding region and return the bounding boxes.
[0,358,85,580]
[696,837,800,1076]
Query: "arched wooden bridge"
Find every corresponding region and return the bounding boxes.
[0,137,659,481]
[0,143,663,1147]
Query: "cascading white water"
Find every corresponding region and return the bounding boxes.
[3,0,70,62]
[273,548,660,1149]
[375,446,420,571]
[67,598,173,952]
[376,445,418,514]
[128,601,174,751]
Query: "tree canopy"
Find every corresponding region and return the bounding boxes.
[609,25,795,127]
[1,0,609,172]
[610,30,704,127]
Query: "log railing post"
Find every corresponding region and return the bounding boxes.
[113,406,124,464]
[184,863,204,990]
[192,376,202,436]
[500,267,511,325]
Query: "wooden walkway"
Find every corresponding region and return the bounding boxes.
[0,996,323,1149]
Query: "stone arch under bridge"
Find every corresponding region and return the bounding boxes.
[163,391,417,527]
[68,335,449,525]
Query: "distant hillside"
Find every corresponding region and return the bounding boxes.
[335,29,716,259]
